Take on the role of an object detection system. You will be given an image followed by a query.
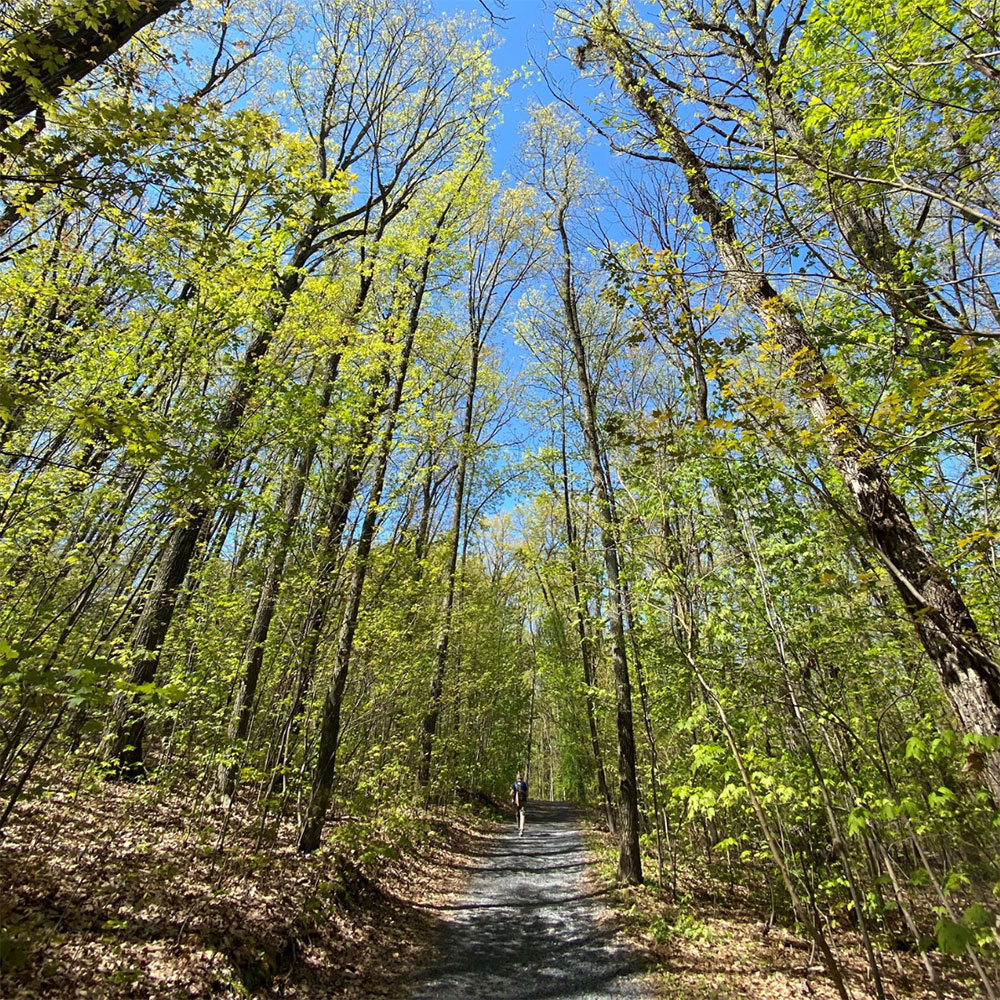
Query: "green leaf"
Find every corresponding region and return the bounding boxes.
[962,903,993,929]
[934,917,973,956]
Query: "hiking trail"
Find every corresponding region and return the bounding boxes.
[410,800,652,1000]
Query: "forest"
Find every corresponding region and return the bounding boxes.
[1,0,999,997]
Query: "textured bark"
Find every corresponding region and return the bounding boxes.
[594,15,1000,804]
[1,0,183,133]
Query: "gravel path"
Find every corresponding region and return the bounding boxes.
[409,801,651,1000]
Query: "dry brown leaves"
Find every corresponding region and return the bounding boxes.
[586,831,989,1000]
[0,768,492,999]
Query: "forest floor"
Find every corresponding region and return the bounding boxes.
[0,767,497,999]
[589,830,987,1000]
[3,778,989,999]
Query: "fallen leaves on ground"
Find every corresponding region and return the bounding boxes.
[585,829,991,1000]
[1,768,493,999]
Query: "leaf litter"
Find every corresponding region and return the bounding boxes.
[586,827,991,1000]
[1,767,494,999]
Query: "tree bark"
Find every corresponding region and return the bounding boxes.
[559,401,616,831]
[1,0,184,133]
[554,206,642,884]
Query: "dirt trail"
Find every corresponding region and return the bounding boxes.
[409,800,651,1000]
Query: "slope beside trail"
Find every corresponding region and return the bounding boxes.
[409,800,652,1000]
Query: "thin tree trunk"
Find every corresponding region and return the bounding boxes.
[622,580,663,887]
[418,332,480,786]
[263,387,383,793]
[559,400,616,830]
[296,319,416,852]
[555,208,642,884]
[298,200,454,851]
[217,260,380,800]
[216,445,311,800]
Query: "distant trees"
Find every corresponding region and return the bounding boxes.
[418,185,540,788]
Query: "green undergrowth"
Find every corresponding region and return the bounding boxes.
[584,827,994,1000]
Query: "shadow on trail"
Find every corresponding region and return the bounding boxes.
[409,801,650,1000]
[420,887,609,911]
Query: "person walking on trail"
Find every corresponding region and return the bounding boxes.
[510,772,528,836]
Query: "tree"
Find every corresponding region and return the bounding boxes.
[418,184,539,787]
[583,1,1000,807]
[0,0,184,134]
[299,163,481,851]
[526,106,642,884]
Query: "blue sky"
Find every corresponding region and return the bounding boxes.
[428,0,553,174]
[428,0,611,177]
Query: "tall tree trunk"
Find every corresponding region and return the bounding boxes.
[594,15,1000,804]
[298,204,452,851]
[215,444,312,800]
[263,384,384,795]
[417,188,537,786]
[418,331,480,787]
[555,209,642,884]
[559,400,616,831]
[217,261,381,800]
[622,580,664,886]
[296,321,416,852]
